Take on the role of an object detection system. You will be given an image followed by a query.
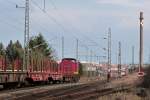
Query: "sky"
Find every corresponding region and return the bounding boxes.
[0,0,150,64]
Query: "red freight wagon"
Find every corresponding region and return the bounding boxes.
[27,58,63,84]
[0,57,80,88]
[0,57,6,71]
[60,58,80,82]
[13,58,22,71]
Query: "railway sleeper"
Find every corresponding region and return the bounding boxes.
[3,82,20,89]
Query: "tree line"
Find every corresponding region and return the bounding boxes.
[0,34,56,66]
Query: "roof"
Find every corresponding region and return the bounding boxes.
[62,58,76,61]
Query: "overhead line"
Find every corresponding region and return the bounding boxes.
[31,0,68,33]
[31,0,105,57]
[30,4,58,38]
[0,18,23,31]
[5,0,18,5]
[48,0,101,47]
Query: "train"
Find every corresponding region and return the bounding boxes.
[0,56,80,88]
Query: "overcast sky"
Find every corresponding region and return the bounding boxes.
[0,0,150,64]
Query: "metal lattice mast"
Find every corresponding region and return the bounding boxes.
[139,12,144,72]
[109,28,112,66]
[118,42,121,77]
[132,46,135,69]
[76,39,79,60]
[62,36,64,59]
[108,28,111,72]
[23,0,30,71]
[149,50,150,64]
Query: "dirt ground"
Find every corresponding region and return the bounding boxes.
[98,92,148,100]
[79,76,105,83]
[98,73,150,100]
[109,73,139,87]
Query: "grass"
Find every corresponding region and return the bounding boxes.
[98,92,147,100]
[98,87,150,100]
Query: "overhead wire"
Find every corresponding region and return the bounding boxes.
[32,0,96,46]
[0,18,23,31]
[30,3,58,38]
[31,0,80,57]
[0,0,24,31]
[49,0,101,46]
[31,0,68,34]
[5,0,105,61]
[5,0,18,5]
[48,0,107,61]
[30,1,62,54]
[48,0,105,55]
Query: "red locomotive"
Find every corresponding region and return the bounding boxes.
[0,56,80,88]
[60,58,80,82]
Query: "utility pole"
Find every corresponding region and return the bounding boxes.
[118,42,121,77]
[149,49,150,64]
[90,50,93,63]
[86,47,89,62]
[96,55,99,63]
[43,0,46,11]
[106,28,111,81]
[139,12,144,73]
[76,39,79,60]
[108,28,111,73]
[110,28,112,66]
[23,0,30,71]
[132,46,135,70]
[62,36,64,59]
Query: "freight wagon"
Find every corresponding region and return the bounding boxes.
[0,56,80,88]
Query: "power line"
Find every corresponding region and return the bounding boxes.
[31,0,98,54]
[31,0,106,60]
[49,0,100,46]
[5,0,18,5]
[30,5,58,38]
[31,0,68,33]
[48,0,106,61]
[34,0,99,48]
[0,18,23,31]
[49,0,58,10]
[0,1,24,25]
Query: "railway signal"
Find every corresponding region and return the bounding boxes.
[138,72,145,77]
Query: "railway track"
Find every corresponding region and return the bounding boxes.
[0,82,86,100]
[39,81,106,100]
[1,80,131,100]
[0,74,136,100]
[0,80,106,100]
[39,82,131,100]
[10,81,105,100]
[0,83,64,94]
[10,80,107,100]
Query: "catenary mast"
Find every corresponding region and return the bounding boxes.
[23,0,30,71]
[139,12,144,73]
